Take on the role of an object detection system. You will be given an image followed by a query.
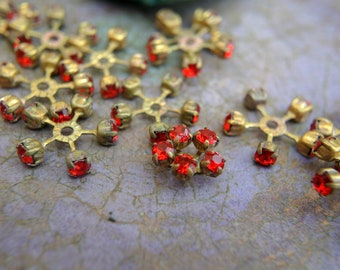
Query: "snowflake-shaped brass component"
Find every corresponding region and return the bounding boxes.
[16,94,118,177]
[0,51,93,123]
[0,2,96,68]
[152,124,225,181]
[223,88,313,166]
[147,9,234,78]
[67,26,148,99]
[298,117,340,196]
[110,73,200,143]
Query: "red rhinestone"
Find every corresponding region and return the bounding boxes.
[195,128,219,147]
[173,153,197,176]
[224,42,234,59]
[17,143,34,165]
[111,121,119,143]
[150,131,169,144]
[110,107,122,127]
[182,64,201,78]
[310,119,317,130]
[223,113,233,132]
[51,109,74,123]
[101,84,122,99]
[16,48,34,68]
[68,158,91,177]
[76,75,94,95]
[139,59,148,76]
[0,100,22,122]
[69,52,83,64]
[191,104,200,124]
[152,141,174,162]
[312,173,332,196]
[254,149,277,166]
[169,124,191,143]
[146,36,157,63]
[58,63,73,82]
[7,11,17,20]
[13,35,32,50]
[202,151,225,175]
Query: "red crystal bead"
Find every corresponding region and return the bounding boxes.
[0,100,22,122]
[150,131,169,144]
[182,64,201,78]
[223,113,233,132]
[312,173,333,196]
[13,35,32,50]
[152,140,174,162]
[16,48,34,68]
[101,84,122,99]
[51,109,74,123]
[146,36,157,63]
[58,63,73,82]
[110,107,122,127]
[169,124,191,144]
[69,52,83,64]
[111,120,119,143]
[68,158,91,177]
[173,153,197,178]
[310,119,317,130]
[254,149,277,166]
[195,128,219,147]
[139,59,148,76]
[224,42,234,59]
[17,143,34,165]
[191,104,200,124]
[202,151,225,176]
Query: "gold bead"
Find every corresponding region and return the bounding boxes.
[0,94,24,122]
[311,117,334,137]
[7,16,30,33]
[223,111,246,136]
[46,4,65,28]
[129,53,147,75]
[161,73,182,97]
[297,130,324,157]
[107,27,127,49]
[67,35,89,50]
[77,21,98,45]
[0,62,20,88]
[121,76,142,99]
[18,2,39,24]
[182,53,202,72]
[111,103,132,130]
[0,0,14,18]
[65,150,91,177]
[314,137,340,162]
[96,119,118,146]
[193,8,222,29]
[22,102,48,129]
[40,51,62,73]
[58,59,79,78]
[49,101,72,120]
[211,33,234,58]
[17,138,45,166]
[155,9,182,36]
[70,94,93,118]
[16,43,39,68]
[180,100,200,126]
[73,73,94,95]
[149,122,170,143]
[147,34,169,65]
[244,88,267,110]
[287,96,313,122]
[61,47,83,64]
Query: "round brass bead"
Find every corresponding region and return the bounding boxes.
[70,94,93,119]
[62,47,83,64]
[40,51,62,73]
[0,1,14,17]
[17,138,45,166]
[49,100,72,119]
[129,54,147,75]
[149,122,170,142]
[46,4,65,28]
[287,96,313,122]
[0,94,24,122]
[256,141,279,158]
[67,35,89,50]
[244,88,267,110]
[111,103,132,130]
[8,16,30,33]
[18,2,39,24]
[23,102,48,129]
[212,33,233,58]
[96,119,118,146]
[223,111,246,136]
[311,117,334,137]
[314,137,340,162]
[107,27,127,49]
[161,73,182,97]
[297,130,324,157]
[121,76,142,99]
[148,34,169,65]
[59,59,79,77]
[180,100,200,126]
[0,62,20,88]
[77,21,97,45]
[193,8,222,29]
[73,73,93,95]
[16,43,39,68]
[155,9,182,36]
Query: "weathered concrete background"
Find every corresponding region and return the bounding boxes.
[0,0,339,269]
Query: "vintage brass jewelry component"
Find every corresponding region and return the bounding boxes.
[16,94,118,177]
[152,124,225,181]
[147,8,234,78]
[110,73,200,143]
[0,2,97,68]
[0,51,93,123]
[67,26,148,99]
[298,117,340,196]
[223,88,313,166]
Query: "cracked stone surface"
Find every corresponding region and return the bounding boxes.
[0,0,339,269]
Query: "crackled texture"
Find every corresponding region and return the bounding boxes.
[0,0,339,269]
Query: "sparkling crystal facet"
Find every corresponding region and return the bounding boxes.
[110,107,122,127]
[223,113,233,132]
[169,124,191,143]
[202,151,225,174]
[195,128,219,146]
[58,63,73,82]
[254,149,277,166]
[173,153,197,176]
[51,109,74,123]
[68,158,91,177]
[17,143,34,165]
[312,173,332,196]
[150,130,169,144]
[16,48,35,68]
[101,84,122,99]
[182,64,200,78]
[152,141,174,162]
